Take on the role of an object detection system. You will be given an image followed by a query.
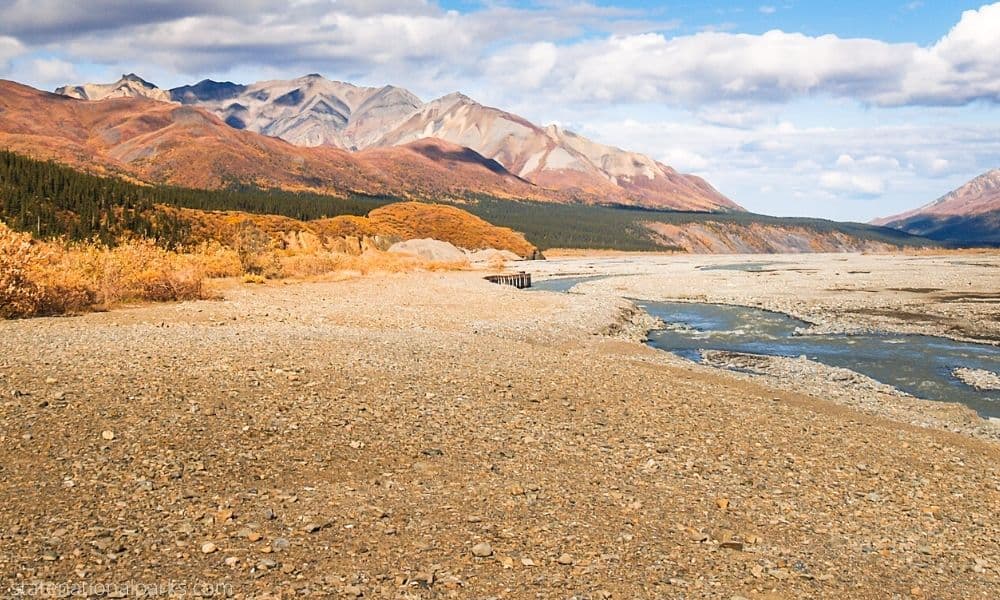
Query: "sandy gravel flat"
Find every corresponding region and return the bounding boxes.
[1,270,999,598]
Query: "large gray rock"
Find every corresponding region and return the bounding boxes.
[388,239,466,262]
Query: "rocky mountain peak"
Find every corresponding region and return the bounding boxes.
[55,73,172,102]
[52,72,740,212]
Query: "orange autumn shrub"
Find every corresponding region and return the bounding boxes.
[187,241,242,278]
[3,217,468,319]
[1,222,216,318]
[276,247,468,279]
[0,224,49,318]
[62,238,207,304]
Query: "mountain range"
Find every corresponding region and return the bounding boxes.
[1,74,941,255]
[50,73,739,212]
[874,170,1000,244]
[1,79,553,202]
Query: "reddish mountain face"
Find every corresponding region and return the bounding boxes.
[0,80,562,202]
[874,170,1000,243]
[373,93,741,211]
[50,74,742,212]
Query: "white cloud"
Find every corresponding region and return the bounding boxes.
[659,148,710,171]
[0,0,997,110]
[695,103,774,129]
[819,172,886,196]
[497,30,916,105]
[906,152,960,177]
[26,57,78,83]
[485,42,557,89]
[793,159,823,173]
[487,2,1000,108]
[574,109,999,220]
[759,6,776,15]
[3,1,673,89]
[0,35,25,72]
[928,158,950,175]
[887,3,1000,106]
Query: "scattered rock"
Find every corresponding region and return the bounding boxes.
[471,542,493,557]
[953,367,1000,391]
[303,521,325,533]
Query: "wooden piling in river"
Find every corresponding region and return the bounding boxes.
[485,272,532,289]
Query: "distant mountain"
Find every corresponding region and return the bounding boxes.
[0,80,554,203]
[52,73,740,212]
[171,79,246,104]
[377,93,738,211]
[171,74,423,150]
[55,73,172,102]
[874,170,1000,243]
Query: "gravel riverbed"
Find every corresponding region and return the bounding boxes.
[1,269,998,598]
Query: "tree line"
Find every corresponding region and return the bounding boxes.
[0,150,393,245]
[1,149,933,251]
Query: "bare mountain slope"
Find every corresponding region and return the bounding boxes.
[54,73,172,102]
[376,93,739,211]
[171,74,423,150]
[53,73,741,212]
[874,170,1000,243]
[0,80,556,203]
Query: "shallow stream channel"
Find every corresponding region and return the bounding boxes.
[531,275,1000,419]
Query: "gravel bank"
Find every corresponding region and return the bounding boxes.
[954,367,1000,391]
[702,351,1000,442]
[521,253,1000,344]
[1,272,998,598]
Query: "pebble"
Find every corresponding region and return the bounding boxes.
[101,430,115,441]
[556,553,574,565]
[200,542,217,554]
[472,542,493,557]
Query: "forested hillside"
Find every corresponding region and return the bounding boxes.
[0,150,395,245]
[1,150,935,252]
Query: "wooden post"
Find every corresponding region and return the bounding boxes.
[485,272,532,289]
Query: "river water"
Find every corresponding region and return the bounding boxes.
[531,276,1000,418]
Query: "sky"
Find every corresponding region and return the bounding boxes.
[0,0,998,221]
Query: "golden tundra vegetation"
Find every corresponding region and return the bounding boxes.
[0,201,535,319]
